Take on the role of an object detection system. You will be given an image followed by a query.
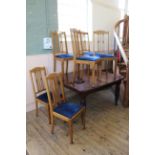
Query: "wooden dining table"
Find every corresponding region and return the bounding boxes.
[64,72,124,106]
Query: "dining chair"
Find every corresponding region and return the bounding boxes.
[93,30,110,53]
[44,72,86,144]
[80,31,92,76]
[51,31,73,80]
[92,30,117,79]
[80,31,90,52]
[70,28,102,85]
[29,67,51,124]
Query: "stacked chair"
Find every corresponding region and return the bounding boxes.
[93,30,116,79]
[51,31,73,80]
[80,31,90,52]
[70,28,117,85]
[93,30,110,53]
[70,28,102,85]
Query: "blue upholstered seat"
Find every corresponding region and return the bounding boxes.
[77,55,101,61]
[84,51,95,56]
[84,51,114,58]
[54,102,83,118]
[56,54,73,58]
[95,53,114,58]
[36,92,52,103]
[84,51,114,57]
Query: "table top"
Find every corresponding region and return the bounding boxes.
[64,72,124,94]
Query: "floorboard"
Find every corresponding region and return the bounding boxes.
[27,89,129,155]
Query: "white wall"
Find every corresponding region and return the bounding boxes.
[92,0,121,49]
[93,0,120,8]
[26,54,51,112]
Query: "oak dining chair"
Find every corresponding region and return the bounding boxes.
[92,30,117,80]
[93,30,110,53]
[51,31,73,80]
[29,67,51,124]
[44,72,86,144]
[80,31,90,52]
[70,28,102,85]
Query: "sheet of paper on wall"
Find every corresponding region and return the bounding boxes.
[43,37,52,49]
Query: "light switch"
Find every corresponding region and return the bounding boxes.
[43,37,52,49]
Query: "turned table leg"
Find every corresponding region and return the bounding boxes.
[80,94,87,107]
[115,81,121,105]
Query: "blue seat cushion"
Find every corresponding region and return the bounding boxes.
[54,102,83,118]
[56,54,73,58]
[95,53,114,58]
[37,92,52,103]
[84,51,95,56]
[77,55,101,61]
[84,51,114,58]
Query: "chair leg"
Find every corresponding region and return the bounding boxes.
[54,58,56,72]
[105,61,108,80]
[81,111,86,129]
[61,61,64,80]
[97,63,102,80]
[35,100,39,117]
[66,60,68,76]
[68,121,73,144]
[81,64,84,80]
[77,64,80,80]
[47,105,51,124]
[87,65,90,77]
[51,116,55,134]
[72,62,76,83]
[91,63,96,85]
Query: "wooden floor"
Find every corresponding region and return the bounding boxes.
[27,88,129,155]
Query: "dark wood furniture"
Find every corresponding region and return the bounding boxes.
[64,72,123,106]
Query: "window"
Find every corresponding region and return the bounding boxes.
[57,0,92,39]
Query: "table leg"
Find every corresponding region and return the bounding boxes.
[114,58,117,79]
[115,81,121,105]
[80,95,86,107]
[72,62,76,83]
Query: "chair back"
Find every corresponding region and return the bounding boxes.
[93,30,109,53]
[70,29,82,59]
[80,31,90,52]
[29,67,46,97]
[70,29,90,59]
[51,31,68,55]
[44,73,66,111]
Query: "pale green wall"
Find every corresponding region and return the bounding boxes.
[26,0,58,55]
